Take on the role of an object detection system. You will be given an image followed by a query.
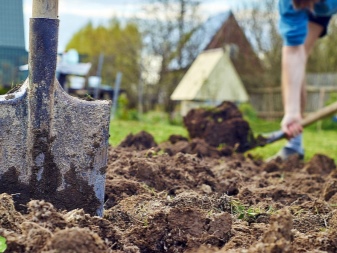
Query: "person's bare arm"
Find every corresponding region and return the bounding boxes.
[281,45,307,137]
[281,21,324,138]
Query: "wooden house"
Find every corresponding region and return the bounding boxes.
[170,10,262,115]
[171,48,249,116]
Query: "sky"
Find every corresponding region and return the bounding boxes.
[22,0,255,52]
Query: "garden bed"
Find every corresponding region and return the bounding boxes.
[1,102,337,252]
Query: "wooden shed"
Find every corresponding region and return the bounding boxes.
[170,11,262,115]
[171,48,248,116]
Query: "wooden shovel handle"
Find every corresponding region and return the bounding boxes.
[33,0,58,18]
[257,101,337,147]
[301,100,337,127]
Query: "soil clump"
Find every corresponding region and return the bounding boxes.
[183,101,258,152]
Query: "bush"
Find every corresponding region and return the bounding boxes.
[238,103,258,121]
[169,112,184,126]
[115,93,139,121]
[141,111,169,124]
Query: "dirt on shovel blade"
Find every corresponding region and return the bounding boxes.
[1,102,337,253]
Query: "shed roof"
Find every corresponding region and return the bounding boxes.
[171,48,248,102]
[169,11,231,70]
[171,49,223,100]
[194,11,231,53]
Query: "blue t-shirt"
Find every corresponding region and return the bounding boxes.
[279,0,337,46]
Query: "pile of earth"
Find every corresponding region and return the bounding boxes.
[183,101,258,152]
[2,147,337,253]
[119,101,261,158]
[1,102,337,252]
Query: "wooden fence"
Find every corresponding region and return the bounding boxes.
[247,86,337,119]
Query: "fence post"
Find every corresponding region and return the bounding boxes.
[317,87,326,131]
[110,72,122,119]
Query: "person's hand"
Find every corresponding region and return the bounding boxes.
[281,114,303,139]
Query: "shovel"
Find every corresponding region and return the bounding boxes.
[249,100,337,150]
[0,0,111,216]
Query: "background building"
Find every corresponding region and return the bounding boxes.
[0,0,28,86]
[170,11,261,116]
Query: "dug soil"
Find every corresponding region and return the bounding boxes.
[1,102,337,253]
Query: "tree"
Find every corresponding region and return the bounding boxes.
[66,19,143,107]
[236,0,282,87]
[138,0,203,111]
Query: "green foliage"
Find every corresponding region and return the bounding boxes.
[140,110,184,127]
[0,236,7,253]
[231,200,275,221]
[238,103,281,134]
[169,112,184,126]
[141,111,169,125]
[126,109,140,121]
[231,200,261,221]
[238,103,258,121]
[66,19,142,107]
[115,93,139,121]
[115,93,127,120]
[83,93,94,101]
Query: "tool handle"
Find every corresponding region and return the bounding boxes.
[301,100,337,127]
[262,101,337,146]
[33,0,58,18]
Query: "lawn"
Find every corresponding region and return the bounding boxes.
[109,115,337,163]
[247,129,337,162]
[246,118,337,162]
[109,119,188,146]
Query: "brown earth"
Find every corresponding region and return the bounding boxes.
[183,101,258,152]
[1,102,337,253]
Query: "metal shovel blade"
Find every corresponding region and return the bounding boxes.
[0,2,111,216]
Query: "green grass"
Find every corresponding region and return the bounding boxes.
[109,119,188,147]
[247,118,337,162]
[109,114,337,163]
[248,130,337,162]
